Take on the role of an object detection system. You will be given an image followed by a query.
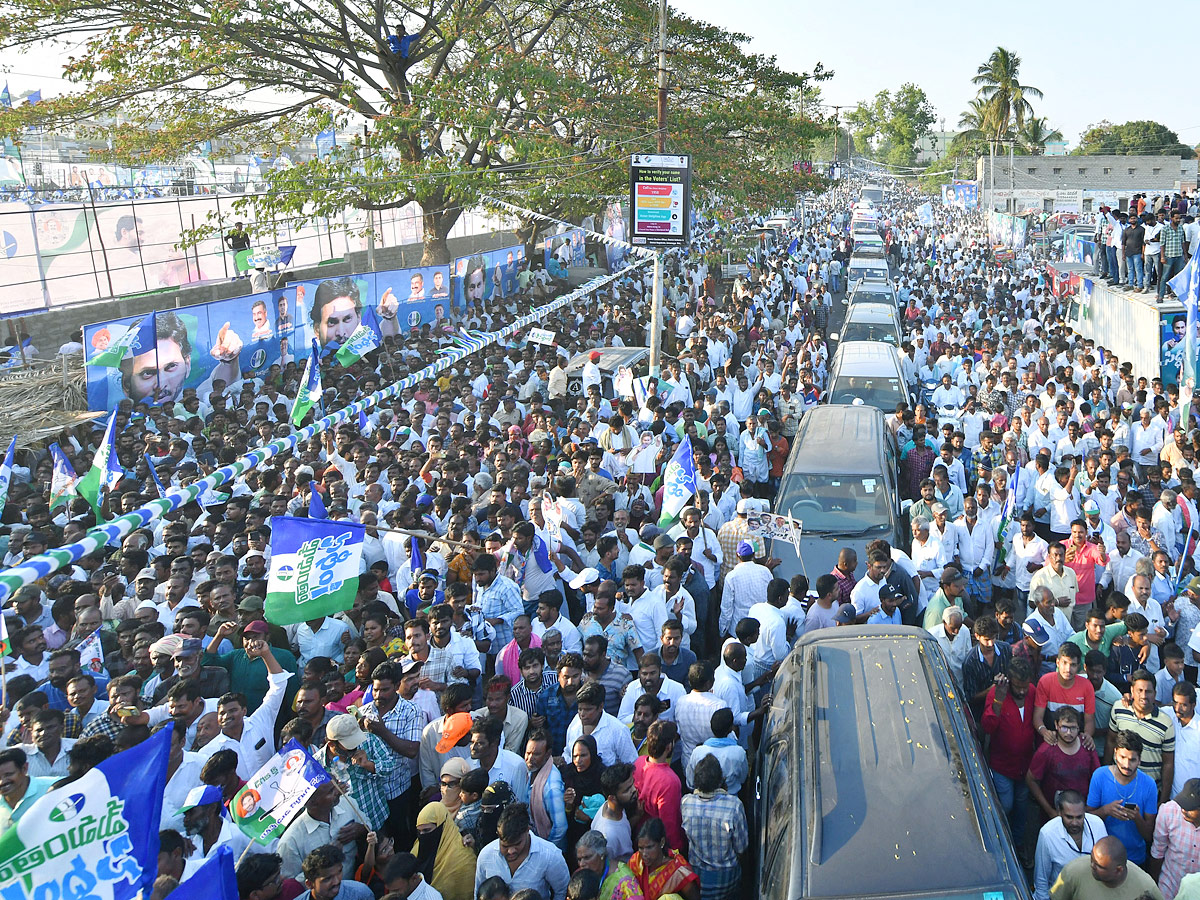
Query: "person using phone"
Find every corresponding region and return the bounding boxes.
[1086,730,1158,866]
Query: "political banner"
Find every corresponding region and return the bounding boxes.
[452,245,524,310]
[951,180,978,210]
[0,435,16,523]
[265,516,364,625]
[916,203,934,226]
[76,627,105,675]
[747,510,803,553]
[230,739,332,845]
[0,724,171,900]
[82,262,456,410]
[540,227,587,271]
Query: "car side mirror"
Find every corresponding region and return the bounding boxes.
[829,333,839,342]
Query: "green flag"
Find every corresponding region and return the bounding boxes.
[85,314,153,368]
[48,443,79,509]
[77,411,124,517]
[290,339,322,427]
[264,516,364,626]
[334,322,380,367]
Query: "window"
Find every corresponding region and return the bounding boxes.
[1153,167,1161,175]
[1083,199,1093,213]
[1027,168,1036,174]
[1103,167,1112,175]
[1128,168,1135,175]
[1078,168,1087,175]
[1052,167,1062,175]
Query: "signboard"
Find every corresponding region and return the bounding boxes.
[527,327,556,345]
[629,154,691,248]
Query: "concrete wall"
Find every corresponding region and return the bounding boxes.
[1060,263,1164,378]
[13,229,524,355]
[977,154,1197,194]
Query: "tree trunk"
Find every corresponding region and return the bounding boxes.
[420,203,462,265]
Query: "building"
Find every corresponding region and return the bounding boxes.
[975,154,1198,214]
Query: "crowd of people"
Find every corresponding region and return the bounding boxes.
[2,173,1200,900]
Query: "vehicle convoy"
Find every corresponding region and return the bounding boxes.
[758,626,1031,900]
[768,404,903,582]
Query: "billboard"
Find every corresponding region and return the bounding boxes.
[82,264,452,410]
[539,226,586,270]
[451,244,524,310]
[629,154,691,248]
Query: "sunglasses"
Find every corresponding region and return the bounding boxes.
[440,778,461,788]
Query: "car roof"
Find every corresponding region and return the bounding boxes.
[784,405,888,475]
[564,346,649,374]
[843,303,898,324]
[784,627,1018,897]
[833,340,902,367]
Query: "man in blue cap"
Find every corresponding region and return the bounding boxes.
[720,540,772,640]
[1014,618,1051,673]
[180,782,253,864]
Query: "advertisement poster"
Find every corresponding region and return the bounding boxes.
[540,226,587,270]
[602,201,629,273]
[629,154,691,248]
[451,244,523,310]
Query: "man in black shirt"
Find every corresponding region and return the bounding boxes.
[224,222,250,252]
[1122,214,1146,292]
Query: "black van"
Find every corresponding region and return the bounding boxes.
[758,626,1030,900]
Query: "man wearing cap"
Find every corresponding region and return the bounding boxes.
[716,501,764,582]
[205,619,299,711]
[179,783,253,864]
[922,565,968,632]
[318,713,398,832]
[421,695,474,792]
[866,584,905,626]
[720,541,772,639]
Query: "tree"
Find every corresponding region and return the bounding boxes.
[1014,116,1062,155]
[970,47,1042,142]
[1075,120,1196,159]
[0,0,828,263]
[844,84,935,168]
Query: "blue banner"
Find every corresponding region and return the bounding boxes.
[916,202,934,226]
[452,245,524,310]
[541,227,587,270]
[315,130,336,160]
[952,180,978,210]
[0,724,171,899]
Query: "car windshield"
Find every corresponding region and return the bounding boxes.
[829,376,904,410]
[852,287,895,304]
[841,323,897,345]
[777,473,891,533]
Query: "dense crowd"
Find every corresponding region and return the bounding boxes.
[2,174,1200,900]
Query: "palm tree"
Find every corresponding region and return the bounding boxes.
[971,47,1043,142]
[957,97,1004,144]
[1016,116,1063,155]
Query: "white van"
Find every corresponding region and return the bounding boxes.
[847,256,890,287]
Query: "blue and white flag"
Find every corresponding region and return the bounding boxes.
[315,129,336,160]
[144,454,168,498]
[786,237,799,260]
[0,84,10,109]
[24,90,39,107]
[77,626,105,676]
[0,723,171,900]
[264,516,364,625]
[657,435,697,527]
[0,435,16,521]
[917,202,934,226]
[48,442,78,509]
[78,410,125,516]
[163,846,238,900]
[308,487,327,520]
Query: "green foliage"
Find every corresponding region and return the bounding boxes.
[970,47,1042,142]
[845,83,935,168]
[1074,120,1196,159]
[0,0,829,262]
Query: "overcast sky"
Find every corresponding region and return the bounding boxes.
[683,0,1200,150]
[3,0,1197,153]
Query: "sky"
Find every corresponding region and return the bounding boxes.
[2,0,1197,154]
[682,0,1200,151]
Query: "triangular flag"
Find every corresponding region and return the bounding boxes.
[77,411,124,517]
[0,84,10,109]
[48,442,79,509]
[290,339,322,427]
[145,453,168,498]
[0,615,10,658]
[24,90,39,106]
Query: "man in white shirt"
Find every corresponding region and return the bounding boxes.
[928,606,971,687]
[564,682,637,766]
[720,542,773,637]
[1032,790,1106,900]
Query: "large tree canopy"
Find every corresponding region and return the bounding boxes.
[1075,120,1196,159]
[0,0,828,262]
[844,83,935,169]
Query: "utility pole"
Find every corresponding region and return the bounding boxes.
[831,105,842,177]
[648,0,668,376]
[988,139,996,214]
[1008,140,1014,213]
[364,123,376,271]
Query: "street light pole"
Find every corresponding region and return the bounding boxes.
[648,0,668,377]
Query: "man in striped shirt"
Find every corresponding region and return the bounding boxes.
[1110,668,1175,800]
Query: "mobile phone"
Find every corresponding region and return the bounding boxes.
[1122,802,1138,811]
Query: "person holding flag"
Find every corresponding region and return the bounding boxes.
[658,435,697,529]
[47,443,78,510]
[292,339,323,427]
[77,411,125,519]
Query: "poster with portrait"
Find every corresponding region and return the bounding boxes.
[747,510,803,554]
[1161,309,1200,388]
[540,227,587,271]
[451,244,523,310]
[82,288,296,411]
[372,265,452,334]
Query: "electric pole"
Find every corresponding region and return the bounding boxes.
[648,0,668,376]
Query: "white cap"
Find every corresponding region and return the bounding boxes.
[136,568,157,582]
[569,568,600,590]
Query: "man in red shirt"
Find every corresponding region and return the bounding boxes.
[633,719,685,851]
[981,656,1038,855]
[1032,642,1097,750]
[1063,518,1108,631]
